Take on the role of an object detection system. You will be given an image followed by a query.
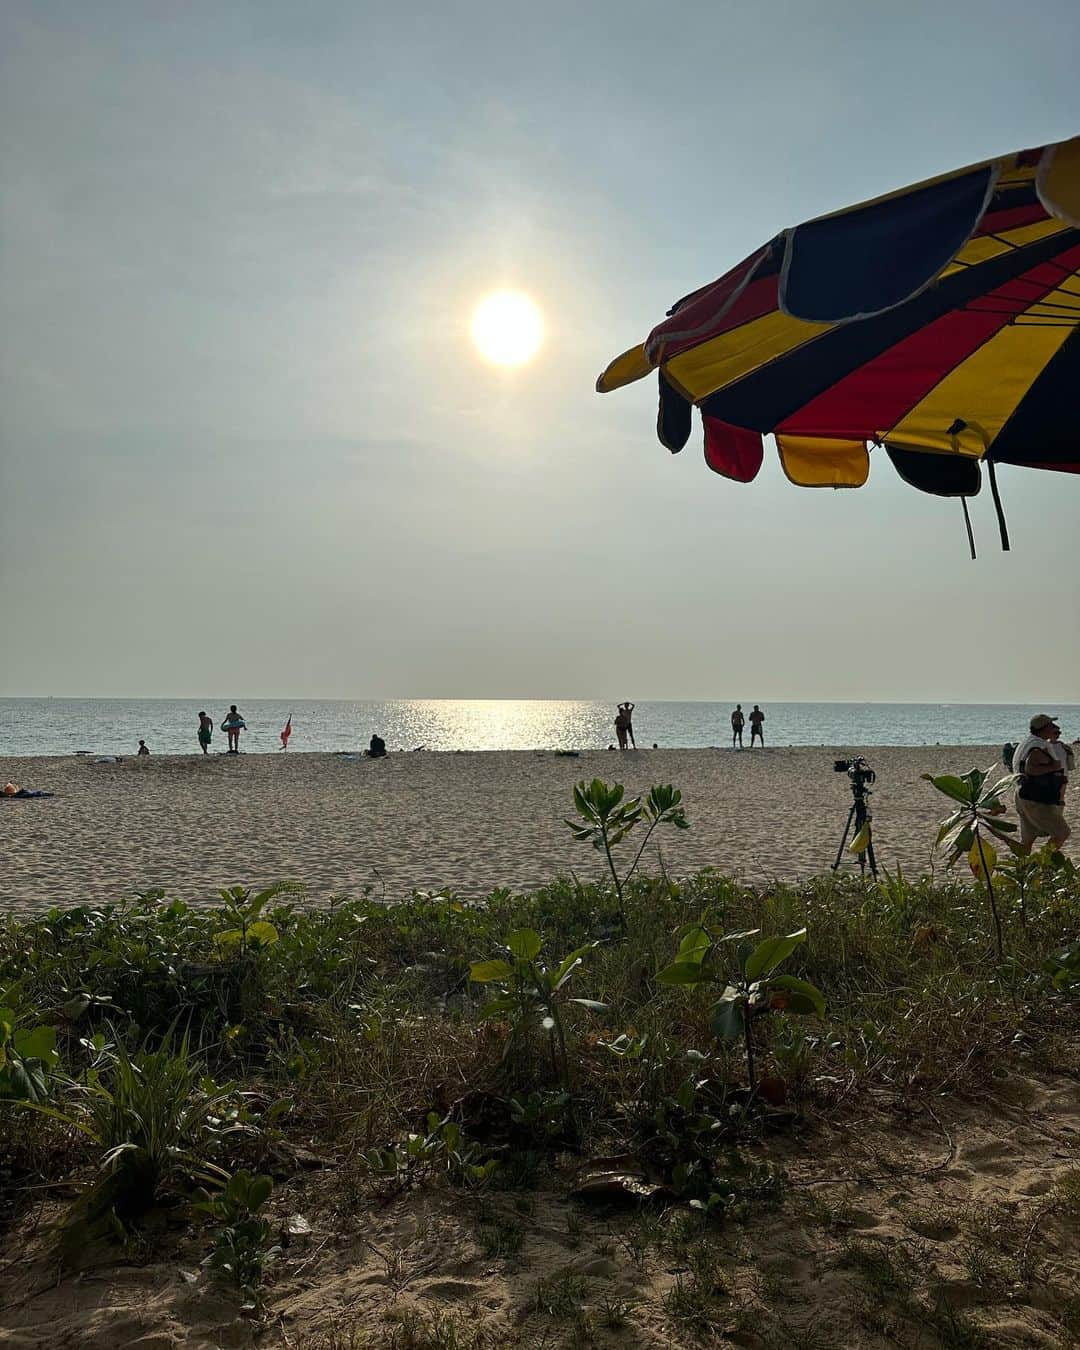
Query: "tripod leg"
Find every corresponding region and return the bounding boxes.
[865,828,879,879]
[832,803,857,872]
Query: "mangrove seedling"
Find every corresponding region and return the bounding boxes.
[470,929,606,1093]
[565,780,689,923]
[657,925,825,1094]
[923,766,1019,957]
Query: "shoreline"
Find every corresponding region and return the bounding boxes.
[0,740,1035,760]
[4,745,1072,917]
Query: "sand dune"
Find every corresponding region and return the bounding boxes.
[1,747,1073,915]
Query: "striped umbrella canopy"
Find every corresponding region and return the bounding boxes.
[597,137,1080,555]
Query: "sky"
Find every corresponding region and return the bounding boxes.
[1,0,1078,703]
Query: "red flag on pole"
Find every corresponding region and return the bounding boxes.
[280,716,292,750]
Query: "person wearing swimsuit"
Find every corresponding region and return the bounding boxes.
[198,711,214,755]
[222,705,246,754]
[731,705,745,749]
[749,705,765,747]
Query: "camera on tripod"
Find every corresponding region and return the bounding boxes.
[830,756,878,877]
[833,756,875,792]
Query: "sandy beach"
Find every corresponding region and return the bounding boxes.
[3,746,1070,915]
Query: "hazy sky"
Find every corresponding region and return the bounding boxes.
[2,1,1078,702]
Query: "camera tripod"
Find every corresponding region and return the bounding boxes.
[832,781,879,879]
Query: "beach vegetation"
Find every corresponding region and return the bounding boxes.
[469,928,605,1099]
[923,765,1019,956]
[193,1168,280,1309]
[0,776,1077,1346]
[565,778,688,922]
[0,1010,59,1103]
[657,923,825,1094]
[21,1027,237,1251]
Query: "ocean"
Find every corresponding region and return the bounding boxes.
[2,699,1076,757]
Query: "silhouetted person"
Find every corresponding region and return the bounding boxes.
[197,711,214,755]
[368,734,387,759]
[614,705,628,750]
[749,705,765,747]
[137,739,150,757]
[618,702,636,749]
[221,705,246,753]
[731,704,745,749]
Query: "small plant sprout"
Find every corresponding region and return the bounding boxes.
[469,930,606,1095]
[0,1010,59,1103]
[923,766,1020,957]
[565,780,689,923]
[194,1169,280,1311]
[657,925,825,1094]
[213,882,300,956]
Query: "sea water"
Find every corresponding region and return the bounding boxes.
[2,699,1077,756]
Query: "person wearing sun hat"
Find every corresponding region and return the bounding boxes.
[1011,715,1071,851]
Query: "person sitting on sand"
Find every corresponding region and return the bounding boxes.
[221,706,246,754]
[749,705,765,747]
[731,704,745,749]
[198,711,214,755]
[1012,714,1071,851]
[137,740,150,757]
[367,734,387,759]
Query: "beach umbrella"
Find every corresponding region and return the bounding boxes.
[597,136,1080,556]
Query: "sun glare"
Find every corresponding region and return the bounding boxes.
[470,290,543,367]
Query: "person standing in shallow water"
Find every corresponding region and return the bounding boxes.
[221,705,246,754]
[730,704,745,749]
[197,711,214,755]
[749,705,765,747]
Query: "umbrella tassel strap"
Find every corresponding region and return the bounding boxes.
[986,459,1011,552]
[960,496,977,561]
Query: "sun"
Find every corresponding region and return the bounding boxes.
[470,290,543,367]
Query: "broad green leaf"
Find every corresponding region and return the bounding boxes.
[247,921,279,946]
[213,928,244,947]
[942,824,975,860]
[676,925,712,964]
[656,961,705,987]
[849,824,871,855]
[922,774,973,805]
[60,994,91,1021]
[744,929,806,981]
[766,974,826,1017]
[936,811,966,843]
[552,945,592,989]
[247,1175,273,1211]
[710,997,745,1042]
[13,1026,58,1065]
[469,959,514,984]
[506,930,541,961]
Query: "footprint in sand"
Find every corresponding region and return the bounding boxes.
[421,1278,486,1302]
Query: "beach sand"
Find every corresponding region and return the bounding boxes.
[3,746,1072,915]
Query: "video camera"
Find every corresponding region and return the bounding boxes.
[833,756,875,792]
